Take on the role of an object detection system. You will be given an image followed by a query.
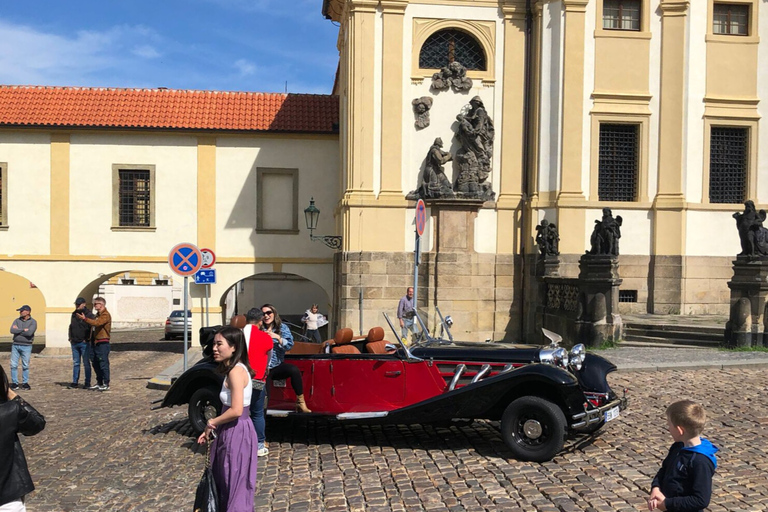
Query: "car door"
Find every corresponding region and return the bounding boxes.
[331,357,406,409]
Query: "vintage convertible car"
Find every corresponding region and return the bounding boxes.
[154,311,627,462]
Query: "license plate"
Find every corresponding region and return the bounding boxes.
[273,379,286,388]
[604,406,620,422]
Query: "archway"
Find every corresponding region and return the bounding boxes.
[219,272,332,342]
[76,270,178,329]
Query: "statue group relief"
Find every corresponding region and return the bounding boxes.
[407,94,496,202]
[734,200,768,258]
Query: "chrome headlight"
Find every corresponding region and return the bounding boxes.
[569,344,586,371]
[552,347,568,368]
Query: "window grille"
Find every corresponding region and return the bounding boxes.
[603,0,641,31]
[419,29,486,70]
[598,124,639,202]
[619,290,638,303]
[118,169,151,227]
[713,3,749,35]
[154,279,169,286]
[120,278,136,285]
[710,127,748,204]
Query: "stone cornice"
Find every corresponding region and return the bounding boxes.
[659,0,689,15]
[380,0,408,13]
[562,0,589,12]
[348,0,379,14]
[501,0,527,20]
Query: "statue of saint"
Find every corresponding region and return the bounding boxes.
[588,208,622,256]
[406,138,454,200]
[454,96,495,200]
[734,200,768,257]
[536,220,560,257]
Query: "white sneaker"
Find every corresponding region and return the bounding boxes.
[257,447,269,457]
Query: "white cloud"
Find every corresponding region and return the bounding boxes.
[234,59,256,76]
[132,45,161,59]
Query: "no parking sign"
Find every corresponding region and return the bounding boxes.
[168,243,202,277]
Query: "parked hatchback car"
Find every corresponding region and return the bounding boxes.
[164,310,192,340]
[155,311,627,462]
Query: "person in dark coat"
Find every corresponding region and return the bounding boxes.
[67,298,94,389]
[0,363,46,511]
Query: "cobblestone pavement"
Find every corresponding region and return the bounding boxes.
[4,331,768,511]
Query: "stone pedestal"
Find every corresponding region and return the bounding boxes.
[423,199,499,341]
[535,255,623,348]
[724,257,768,348]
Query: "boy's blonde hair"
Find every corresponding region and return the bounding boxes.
[667,400,707,437]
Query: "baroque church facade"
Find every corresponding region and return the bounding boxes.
[0,0,766,349]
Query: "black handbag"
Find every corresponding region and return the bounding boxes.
[193,441,220,512]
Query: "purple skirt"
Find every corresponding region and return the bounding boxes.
[210,406,259,512]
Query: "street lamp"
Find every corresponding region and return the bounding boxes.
[304,197,343,250]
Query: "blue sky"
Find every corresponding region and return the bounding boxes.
[0,0,340,94]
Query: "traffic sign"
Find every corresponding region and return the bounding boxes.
[415,199,427,237]
[200,248,216,268]
[195,269,217,284]
[168,243,202,277]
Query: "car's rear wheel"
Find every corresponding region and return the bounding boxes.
[164,333,172,340]
[501,396,566,462]
[188,387,222,435]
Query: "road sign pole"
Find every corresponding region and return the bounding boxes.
[205,284,210,328]
[183,276,189,371]
[413,231,420,320]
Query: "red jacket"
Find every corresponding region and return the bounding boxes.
[244,325,272,381]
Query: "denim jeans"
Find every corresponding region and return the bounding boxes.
[86,342,99,386]
[71,341,90,384]
[400,317,419,340]
[9,343,32,385]
[249,385,266,447]
[93,342,110,385]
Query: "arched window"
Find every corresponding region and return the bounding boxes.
[418,29,486,71]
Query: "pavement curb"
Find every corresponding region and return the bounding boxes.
[616,360,768,372]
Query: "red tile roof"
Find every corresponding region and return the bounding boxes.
[0,86,339,134]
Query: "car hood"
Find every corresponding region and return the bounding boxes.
[410,341,542,364]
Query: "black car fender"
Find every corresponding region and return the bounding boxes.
[381,363,587,425]
[574,353,618,395]
[161,361,222,408]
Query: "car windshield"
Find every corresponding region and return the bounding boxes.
[169,310,192,318]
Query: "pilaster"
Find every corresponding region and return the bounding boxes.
[379,1,408,198]
[197,137,216,250]
[50,133,70,256]
[556,0,588,253]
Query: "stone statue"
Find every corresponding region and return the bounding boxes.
[431,61,473,92]
[535,219,560,257]
[406,138,455,200]
[412,97,433,129]
[587,208,622,256]
[453,96,495,201]
[734,200,768,257]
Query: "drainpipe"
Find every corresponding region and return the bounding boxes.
[519,0,534,340]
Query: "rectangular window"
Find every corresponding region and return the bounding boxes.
[598,124,639,202]
[603,0,641,31]
[713,3,749,35]
[0,162,6,226]
[256,168,299,234]
[112,164,155,230]
[709,127,748,204]
[119,170,151,227]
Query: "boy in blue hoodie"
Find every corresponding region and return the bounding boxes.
[648,400,719,512]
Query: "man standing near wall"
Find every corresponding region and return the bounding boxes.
[68,298,94,389]
[77,297,111,392]
[9,305,37,390]
[397,287,419,341]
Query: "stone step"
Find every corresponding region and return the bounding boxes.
[618,340,715,349]
[625,323,725,336]
[621,334,721,348]
[625,326,723,343]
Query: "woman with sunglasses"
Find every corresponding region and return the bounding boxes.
[260,304,311,413]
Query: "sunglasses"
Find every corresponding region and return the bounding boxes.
[262,311,274,316]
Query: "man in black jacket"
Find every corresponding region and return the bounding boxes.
[1,364,46,510]
[67,298,94,389]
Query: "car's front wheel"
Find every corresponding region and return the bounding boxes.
[188,387,222,434]
[500,396,566,462]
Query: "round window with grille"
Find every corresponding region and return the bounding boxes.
[418,29,486,71]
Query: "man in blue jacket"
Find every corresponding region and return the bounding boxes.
[9,305,37,391]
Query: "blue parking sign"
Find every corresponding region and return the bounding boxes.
[195,269,216,284]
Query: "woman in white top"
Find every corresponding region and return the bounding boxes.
[301,304,324,344]
[197,326,258,512]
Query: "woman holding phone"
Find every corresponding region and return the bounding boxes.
[197,327,258,511]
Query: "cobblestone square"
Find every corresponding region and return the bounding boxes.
[6,333,767,511]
